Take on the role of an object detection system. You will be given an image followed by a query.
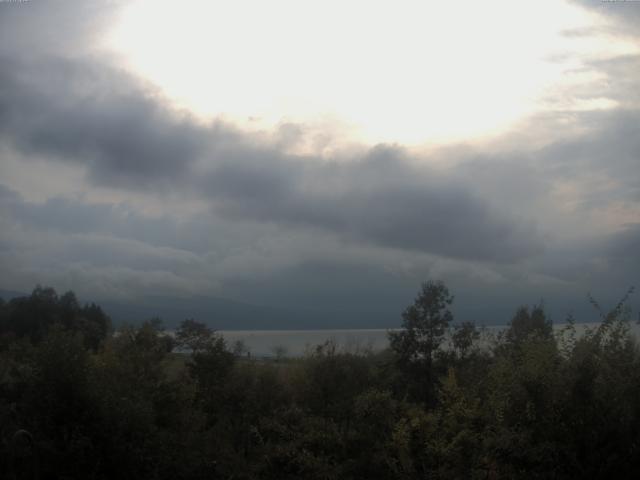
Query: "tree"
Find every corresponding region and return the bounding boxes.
[388,280,454,404]
[185,328,235,425]
[175,318,213,354]
[77,302,111,351]
[271,344,288,361]
[389,281,454,365]
[232,339,249,357]
[452,321,480,360]
[505,304,552,346]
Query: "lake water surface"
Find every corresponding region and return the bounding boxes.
[219,322,640,357]
[220,329,392,357]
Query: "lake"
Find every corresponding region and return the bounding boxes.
[218,322,640,357]
[219,328,392,357]
[217,326,517,357]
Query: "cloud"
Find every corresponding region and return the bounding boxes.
[0,216,212,301]
[0,0,638,324]
[0,1,118,56]
[202,145,543,261]
[537,108,640,211]
[0,56,213,189]
[605,223,640,274]
[0,2,544,264]
[570,0,640,38]
[584,54,640,107]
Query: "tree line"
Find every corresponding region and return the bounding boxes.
[0,282,639,479]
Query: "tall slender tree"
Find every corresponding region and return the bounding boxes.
[388,280,454,404]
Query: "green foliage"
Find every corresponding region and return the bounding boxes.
[452,320,480,359]
[175,318,213,354]
[388,280,454,404]
[188,333,235,400]
[296,341,373,421]
[389,280,454,365]
[1,283,639,479]
[0,286,111,350]
[505,303,553,346]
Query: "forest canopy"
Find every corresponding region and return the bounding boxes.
[1,283,639,479]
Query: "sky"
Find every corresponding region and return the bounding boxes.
[0,0,639,327]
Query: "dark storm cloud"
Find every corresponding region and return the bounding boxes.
[1,0,636,302]
[0,56,212,188]
[0,2,543,264]
[203,145,542,262]
[606,223,640,265]
[0,0,638,324]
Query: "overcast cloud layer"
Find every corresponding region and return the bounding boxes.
[0,0,638,326]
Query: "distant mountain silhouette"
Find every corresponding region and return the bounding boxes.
[100,294,398,330]
[0,287,398,329]
[0,289,26,301]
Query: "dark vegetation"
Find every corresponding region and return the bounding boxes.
[1,282,639,479]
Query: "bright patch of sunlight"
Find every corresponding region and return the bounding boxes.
[106,0,636,147]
